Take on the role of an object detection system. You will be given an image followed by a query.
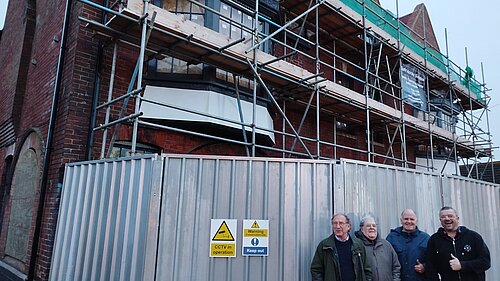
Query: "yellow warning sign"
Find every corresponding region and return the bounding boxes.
[211,243,236,257]
[244,229,268,237]
[251,221,260,228]
[212,220,235,241]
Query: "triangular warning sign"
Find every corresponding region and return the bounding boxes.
[251,221,260,228]
[212,221,235,241]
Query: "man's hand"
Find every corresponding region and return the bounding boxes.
[414,259,425,274]
[450,254,462,271]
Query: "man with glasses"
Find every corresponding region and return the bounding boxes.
[426,206,490,281]
[311,213,372,281]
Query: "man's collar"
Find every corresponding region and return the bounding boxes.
[335,234,350,242]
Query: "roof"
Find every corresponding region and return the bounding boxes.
[400,4,440,52]
[459,161,500,184]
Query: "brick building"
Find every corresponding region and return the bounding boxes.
[0,0,493,280]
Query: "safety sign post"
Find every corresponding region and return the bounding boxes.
[210,219,237,257]
[242,219,269,256]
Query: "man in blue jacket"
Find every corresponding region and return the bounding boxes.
[426,206,490,281]
[386,209,429,281]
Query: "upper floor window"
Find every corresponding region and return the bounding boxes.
[150,0,272,90]
[163,0,205,26]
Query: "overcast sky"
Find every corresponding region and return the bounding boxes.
[0,0,498,159]
[0,0,7,30]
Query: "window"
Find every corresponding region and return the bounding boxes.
[336,121,353,134]
[109,142,162,158]
[150,0,272,90]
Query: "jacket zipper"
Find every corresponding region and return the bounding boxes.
[332,247,343,281]
[452,238,462,281]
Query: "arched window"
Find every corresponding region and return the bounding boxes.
[5,148,39,263]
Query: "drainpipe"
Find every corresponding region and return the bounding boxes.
[27,0,72,279]
[86,43,103,160]
[86,0,109,160]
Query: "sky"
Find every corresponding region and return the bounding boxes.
[0,0,7,30]
[379,0,500,161]
[0,0,498,159]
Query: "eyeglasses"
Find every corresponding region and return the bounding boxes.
[332,221,348,226]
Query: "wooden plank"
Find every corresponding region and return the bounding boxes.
[117,1,487,155]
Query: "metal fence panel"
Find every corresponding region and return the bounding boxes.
[341,159,442,237]
[50,155,499,281]
[442,175,500,280]
[49,155,161,281]
[154,156,335,281]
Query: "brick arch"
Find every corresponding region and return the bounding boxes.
[0,129,44,273]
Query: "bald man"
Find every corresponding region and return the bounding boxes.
[386,209,429,281]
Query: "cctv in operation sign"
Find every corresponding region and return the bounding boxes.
[210,219,237,257]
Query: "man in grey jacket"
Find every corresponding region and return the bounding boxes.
[355,216,401,281]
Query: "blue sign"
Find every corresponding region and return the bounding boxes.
[251,238,259,246]
[242,219,269,257]
[243,247,268,255]
[401,63,426,110]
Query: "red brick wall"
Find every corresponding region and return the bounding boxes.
[0,1,34,132]
[0,0,103,279]
[0,2,419,280]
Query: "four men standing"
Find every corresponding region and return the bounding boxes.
[312,208,491,281]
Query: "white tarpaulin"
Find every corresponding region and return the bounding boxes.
[140,86,275,143]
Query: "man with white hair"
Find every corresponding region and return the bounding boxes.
[355,215,401,281]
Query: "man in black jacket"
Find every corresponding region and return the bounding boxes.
[426,206,490,281]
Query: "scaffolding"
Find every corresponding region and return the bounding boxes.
[78,0,495,178]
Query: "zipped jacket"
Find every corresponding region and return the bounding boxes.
[386,227,429,281]
[311,234,372,281]
[355,231,401,281]
[426,226,490,281]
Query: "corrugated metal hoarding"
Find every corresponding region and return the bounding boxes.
[442,175,500,280]
[341,159,443,237]
[50,155,163,281]
[154,156,335,281]
[50,155,500,280]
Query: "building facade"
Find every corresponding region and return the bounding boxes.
[0,0,493,280]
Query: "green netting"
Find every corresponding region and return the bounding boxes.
[338,0,482,99]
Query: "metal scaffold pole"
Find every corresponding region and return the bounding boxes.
[73,0,492,178]
[362,0,371,163]
[250,0,260,157]
[395,0,408,167]
[131,0,150,154]
[422,9,435,172]
[315,0,321,158]
[481,63,495,183]
[444,28,458,175]
[464,47,478,178]
[101,41,118,158]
